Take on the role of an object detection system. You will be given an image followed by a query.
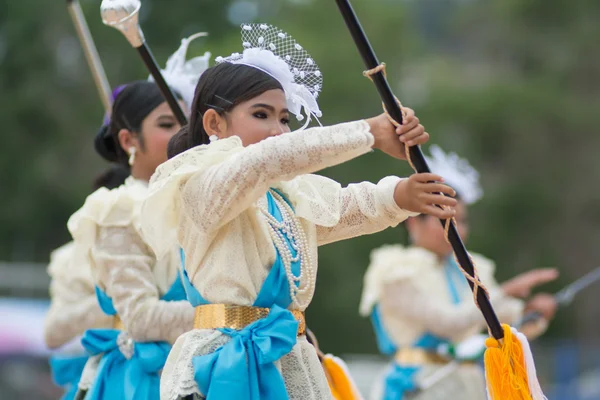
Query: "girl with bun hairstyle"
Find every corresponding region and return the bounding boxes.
[67,81,194,400]
[52,34,210,400]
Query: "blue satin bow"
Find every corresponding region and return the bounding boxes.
[383,364,419,400]
[81,328,171,400]
[192,305,298,400]
[50,354,88,400]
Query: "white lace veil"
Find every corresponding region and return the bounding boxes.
[215,23,323,129]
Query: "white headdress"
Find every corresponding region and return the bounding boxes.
[215,23,323,129]
[149,32,211,110]
[424,145,483,205]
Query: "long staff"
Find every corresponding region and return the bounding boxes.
[100,0,187,125]
[66,0,112,112]
[334,1,547,397]
[333,0,502,339]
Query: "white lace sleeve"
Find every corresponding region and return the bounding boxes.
[93,225,194,344]
[381,280,523,343]
[181,120,374,234]
[316,176,417,246]
[45,251,112,349]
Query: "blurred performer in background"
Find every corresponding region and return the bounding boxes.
[56,35,209,400]
[360,145,558,400]
[45,165,129,400]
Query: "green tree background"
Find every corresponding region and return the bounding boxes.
[1,0,599,355]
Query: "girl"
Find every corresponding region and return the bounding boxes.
[45,166,129,400]
[360,145,558,400]
[67,81,195,400]
[64,34,209,400]
[140,24,457,400]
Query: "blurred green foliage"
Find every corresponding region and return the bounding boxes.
[1,0,600,353]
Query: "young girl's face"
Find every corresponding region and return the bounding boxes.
[408,199,469,258]
[136,101,184,176]
[223,89,291,146]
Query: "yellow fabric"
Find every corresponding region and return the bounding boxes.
[484,324,532,400]
[323,355,363,400]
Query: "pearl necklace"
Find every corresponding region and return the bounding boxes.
[260,190,315,309]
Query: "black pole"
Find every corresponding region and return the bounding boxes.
[137,44,187,126]
[334,0,504,340]
[74,389,87,400]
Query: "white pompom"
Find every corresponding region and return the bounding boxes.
[258,36,265,44]
[314,70,321,77]
[306,58,314,65]
[243,41,251,48]
[278,32,286,38]
[243,25,252,31]
[295,44,303,50]
[269,43,276,51]
[260,24,269,30]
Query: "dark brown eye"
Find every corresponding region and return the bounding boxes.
[253,112,268,119]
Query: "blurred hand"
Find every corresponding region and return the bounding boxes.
[501,268,559,298]
[520,317,549,339]
[525,293,558,320]
[366,107,429,160]
[394,173,457,219]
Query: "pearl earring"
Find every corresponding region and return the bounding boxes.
[128,147,136,166]
[209,135,218,143]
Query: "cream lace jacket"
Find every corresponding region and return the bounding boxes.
[44,241,113,349]
[360,244,524,346]
[67,177,194,345]
[141,120,419,399]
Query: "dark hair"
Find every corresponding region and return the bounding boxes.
[95,81,182,166]
[92,165,130,191]
[168,63,283,158]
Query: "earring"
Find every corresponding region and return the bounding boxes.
[209,135,218,143]
[128,147,136,166]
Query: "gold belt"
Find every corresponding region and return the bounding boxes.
[193,304,306,336]
[113,315,125,331]
[394,348,451,365]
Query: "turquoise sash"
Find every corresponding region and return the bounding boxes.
[180,190,302,400]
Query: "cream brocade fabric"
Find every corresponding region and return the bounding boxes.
[44,241,113,349]
[67,176,194,345]
[360,245,525,400]
[141,120,418,400]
